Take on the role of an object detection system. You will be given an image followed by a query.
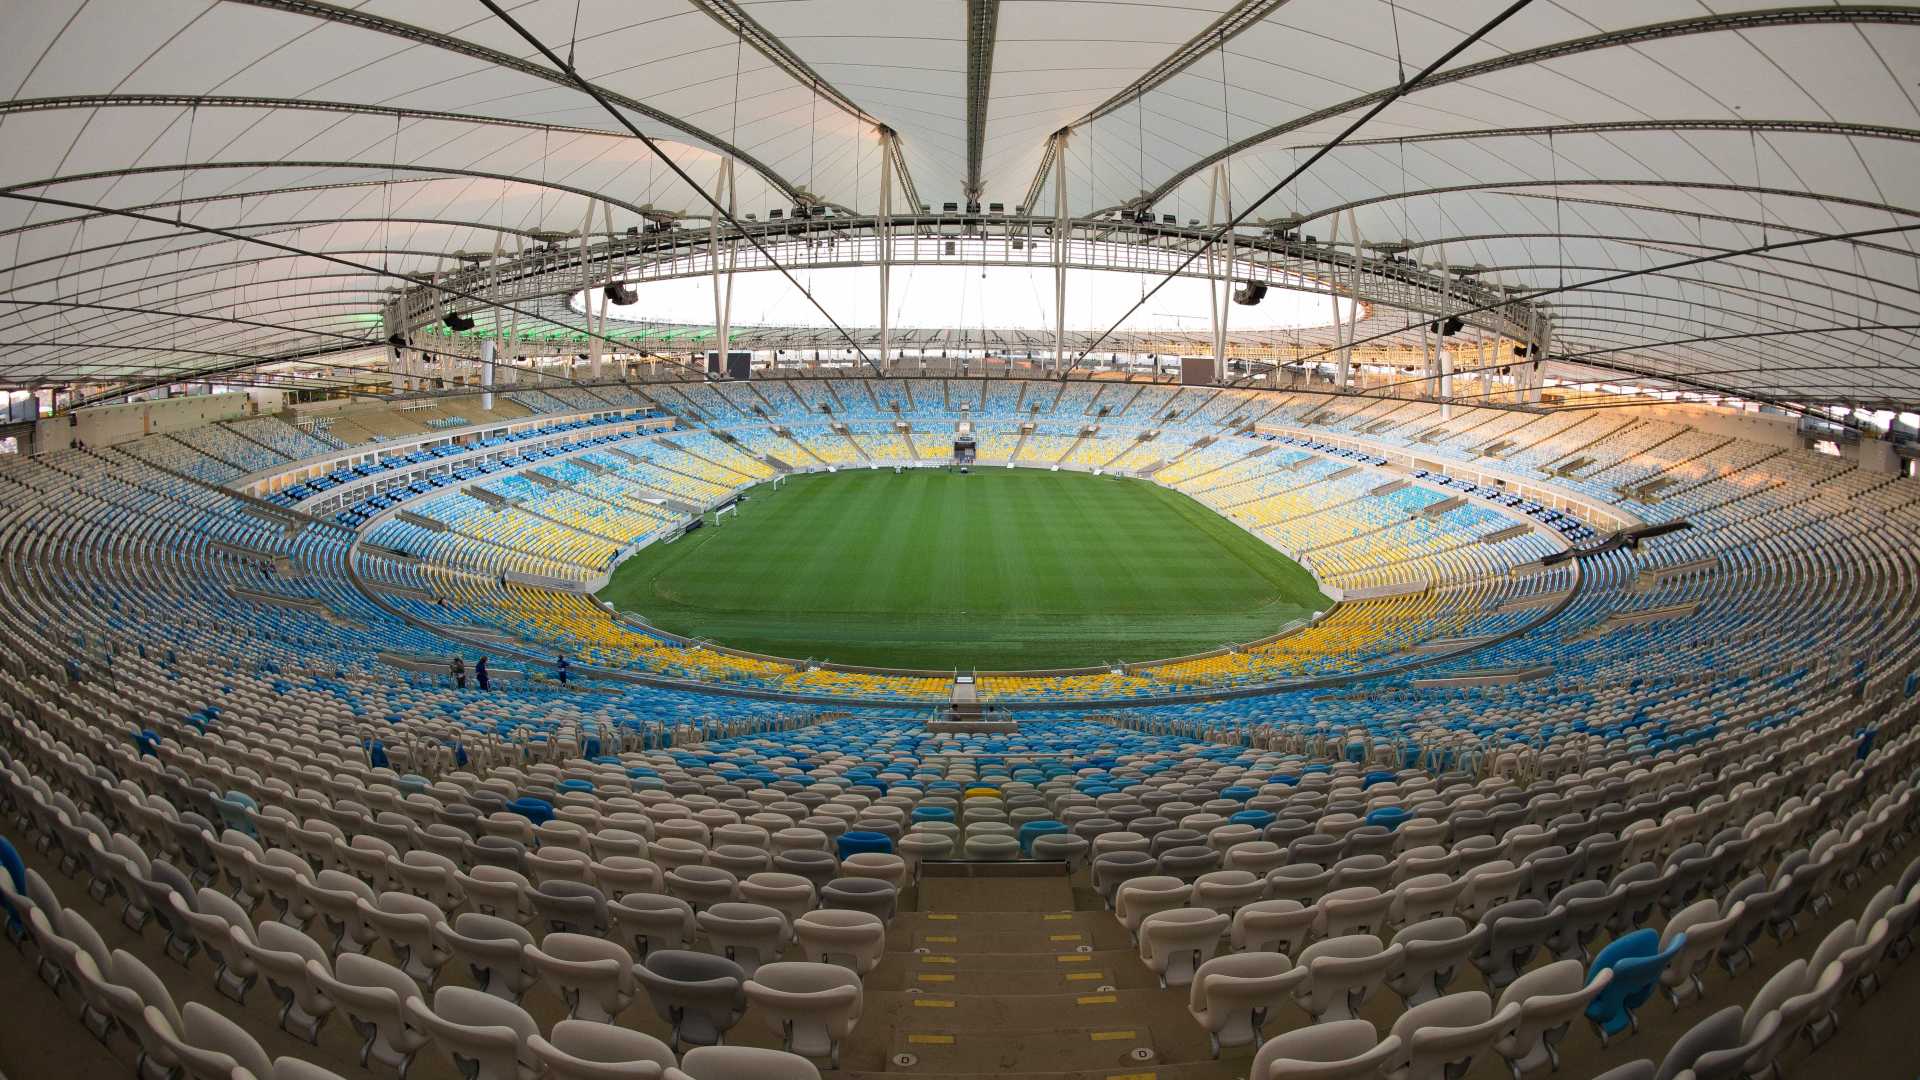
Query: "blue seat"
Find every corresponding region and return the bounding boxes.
[507,797,555,826]
[1228,809,1276,829]
[217,791,258,837]
[1364,806,1411,832]
[837,831,894,859]
[911,806,955,825]
[556,779,595,796]
[1017,821,1067,855]
[1586,928,1686,1042]
[0,836,26,934]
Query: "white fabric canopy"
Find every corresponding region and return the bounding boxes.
[0,0,1914,404]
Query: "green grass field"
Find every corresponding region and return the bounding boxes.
[597,468,1329,670]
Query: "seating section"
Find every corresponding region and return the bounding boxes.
[2,666,1916,1079]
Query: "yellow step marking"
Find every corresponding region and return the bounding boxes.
[1049,933,1084,942]
[921,955,956,964]
[1090,1030,1137,1041]
[908,1034,955,1045]
[925,935,957,943]
[1055,954,1090,964]
[1065,971,1106,981]
[1108,1073,1157,1080]
[913,998,956,1008]
[1043,913,1074,921]
[927,913,958,921]
[1076,994,1118,1005]
[917,973,955,983]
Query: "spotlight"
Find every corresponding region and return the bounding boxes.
[443,312,475,332]
[1427,316,1465,336]
[1232,281,1267,306]
[604,281,636,305]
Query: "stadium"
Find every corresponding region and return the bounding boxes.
[1,3,1919,1080]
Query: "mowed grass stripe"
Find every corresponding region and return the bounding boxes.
[597,469,1330,670]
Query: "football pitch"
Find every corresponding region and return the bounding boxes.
[597,468,1330,670]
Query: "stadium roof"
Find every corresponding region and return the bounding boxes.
[2,1,1918,407]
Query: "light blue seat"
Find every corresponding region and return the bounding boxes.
[508,797,555,826]
[1017,821,1067,856]
[1586,928,1686,1043]
[836,831,893,860]
[1365,806,1411,832]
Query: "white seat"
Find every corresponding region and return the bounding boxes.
[1316,886,1392,938]
[635,949,749,1050]
[1387,917,1484,1007]
[613,892,700,960]
[743,961,863,1067]
[1233,898,1316,956]
[235,919,336,1042]
[1661,898,1737,1006]
[405,984,541,1080]
[1493,959,1611,1078]
[528,1019,678,1079]
[297,868,378,954]
[838,852,908,888]
[359,891,451,985]
[739,872,817,925]
[525,932,640,1022]
[1250,1017,1402,1079]
[1195,869,1268,915]
[437,911,539,1002]
[457,865,535,924]
[143,1000,274,1080]
[1383,990,1519,1080]
[305,952,431,1076]
[793,909,887,975]
[1139,906,1229,988]
[170,888,258,1002]
[1187,950,1307,1057]
[698,901,791,978]
[92,948,185,1080]
[1294,935,1404,1023]
[591,856,666,899]
[665,1045,821,1080]
[1115,875,1191,940]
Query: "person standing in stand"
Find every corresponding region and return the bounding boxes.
[555,654,570,686]
[475,655,490,692]
[450,656,465,689]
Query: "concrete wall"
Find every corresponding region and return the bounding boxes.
[33,392,251,453]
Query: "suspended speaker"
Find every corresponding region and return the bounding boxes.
[604,281,636,305]
[1232,281,1267,306]
[443,312,475,332]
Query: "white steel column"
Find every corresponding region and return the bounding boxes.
[1052,131,1070,375]
[1530,314,1551,404]
[708,158,737,377]
[878,131,895,372]
[1206,162,1232,381]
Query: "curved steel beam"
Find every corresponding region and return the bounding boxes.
[688,0,922,207]
[1133,6,1920,208]
[0,94,632,140]
[223,0,811,204]
[1299,178,1919,224]
[1290,117,1920,152]
[0,160,666,222]
[0,177,443,241]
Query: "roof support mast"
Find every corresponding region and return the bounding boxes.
[964,0,1001,209]
[1051,131,1070,374]
[708,159,737,379]
[1206,162,1233,380]
[879,129,896,371]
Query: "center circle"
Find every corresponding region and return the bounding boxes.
[596,467,1330,672]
